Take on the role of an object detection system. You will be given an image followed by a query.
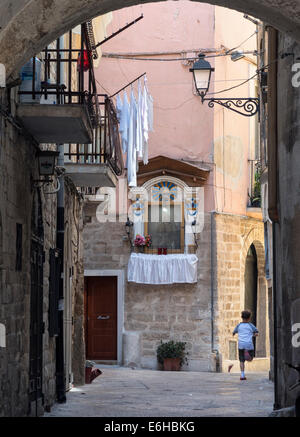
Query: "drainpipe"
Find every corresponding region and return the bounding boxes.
[266,26,279,410]
[56,143,66,403]
[211,211,219,371]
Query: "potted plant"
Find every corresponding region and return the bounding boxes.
[134,234,152,253]
[156,340,188,371]
[249,164,262,207]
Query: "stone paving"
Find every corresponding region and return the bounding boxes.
[45,366,274,417]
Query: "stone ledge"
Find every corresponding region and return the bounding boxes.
[222,357,270,373]
[269,406,295,417]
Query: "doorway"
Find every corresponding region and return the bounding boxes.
[244,244,258,325]
[85,276,118,361]
[29,189,44,416]
[244,244,258,353]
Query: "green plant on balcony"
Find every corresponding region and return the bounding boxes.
[157,340,188,371]
[249,165,262,208]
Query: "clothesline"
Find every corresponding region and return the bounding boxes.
[109,72,147,98]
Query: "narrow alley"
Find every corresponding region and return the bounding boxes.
[44,367,273,417]
[1,0,300,420]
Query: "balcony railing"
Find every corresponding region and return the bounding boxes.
[64,95,123,177]
[17,21,123,183]
[18,23,99,125]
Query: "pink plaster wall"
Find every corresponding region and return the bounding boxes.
[94,2,257,215]
[95,2,215,162]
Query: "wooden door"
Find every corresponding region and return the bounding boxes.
[86,276,117,360]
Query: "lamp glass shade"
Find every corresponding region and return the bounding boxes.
[193,69,211,96]
[38,151,59,176]
[190,54,214,98]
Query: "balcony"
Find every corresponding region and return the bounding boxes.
[17,22,123,187]
[17,23,98,145]
[17,100,93,144]
[64,97,123,187]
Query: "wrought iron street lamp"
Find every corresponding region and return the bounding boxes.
[190,54,259,117]
[189,54,214,101]
[125,217,134,248]
[37,150,60,177]
[31,150,60,187]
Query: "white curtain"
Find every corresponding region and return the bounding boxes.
[127,253,198,285]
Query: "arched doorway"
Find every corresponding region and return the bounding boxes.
[244,244,258,352]
[244,244,258,327]
[244,241,269,359]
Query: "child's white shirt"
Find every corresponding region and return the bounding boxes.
[233,322,258,350]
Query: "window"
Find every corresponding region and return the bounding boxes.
[145,201,184,253]
[132,179,198,254]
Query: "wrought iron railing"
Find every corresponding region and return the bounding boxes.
[18,22,124,178]
[64,95,123,177]
[18,23,99,124]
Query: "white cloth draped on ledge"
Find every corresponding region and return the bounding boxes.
[127,253,198,285]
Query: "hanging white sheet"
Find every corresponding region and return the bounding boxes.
[127,253,198,285]
[116,75,154,184]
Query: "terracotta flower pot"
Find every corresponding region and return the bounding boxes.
[163,357,181,371]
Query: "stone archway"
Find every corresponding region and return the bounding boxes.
[1,0,300,78]
[241,234,269,359]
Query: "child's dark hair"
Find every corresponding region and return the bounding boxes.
[241,310,251,320]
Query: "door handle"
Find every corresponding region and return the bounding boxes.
[97,315,110,320]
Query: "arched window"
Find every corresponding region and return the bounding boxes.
[130,177,200,254]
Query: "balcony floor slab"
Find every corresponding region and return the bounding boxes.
[17,104,93,144]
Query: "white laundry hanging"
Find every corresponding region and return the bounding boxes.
[116,93,123,122]
[141,81,149,165]
[127,88,138,187]
[144,76,154,132]
[136,80,143,159]
[115,74,154,185]
[119,91,130,154]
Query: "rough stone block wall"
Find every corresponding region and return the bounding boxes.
[64,179,85,387]
[40,174,57,411]
[274,32,300,410]
[214,212,268,369]
[0,88,60,415]
[0,88,37,416]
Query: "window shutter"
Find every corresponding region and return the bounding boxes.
[49,248,61,337]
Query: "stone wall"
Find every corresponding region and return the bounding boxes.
[214,212,269,372]
[83,208,215,371]
[1,0,300,82]
[64,178,85,387]
[273,32,300,411]
[0,87,59,415]
[0,86,84,415]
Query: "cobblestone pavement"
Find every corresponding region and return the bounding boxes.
[45,366,274,417]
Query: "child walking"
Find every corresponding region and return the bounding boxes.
[230,310,259,380]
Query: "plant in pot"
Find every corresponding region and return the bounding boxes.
[156,340,188,371]
[134,234,152,253]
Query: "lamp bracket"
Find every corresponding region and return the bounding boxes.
[202,97,259,117]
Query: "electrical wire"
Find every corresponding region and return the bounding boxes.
[95,78,111,95]
[224,30,258,55]
[101,51,259,62]
[207,72,258,95]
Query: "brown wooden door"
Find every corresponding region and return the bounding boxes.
[86,276,117,360]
